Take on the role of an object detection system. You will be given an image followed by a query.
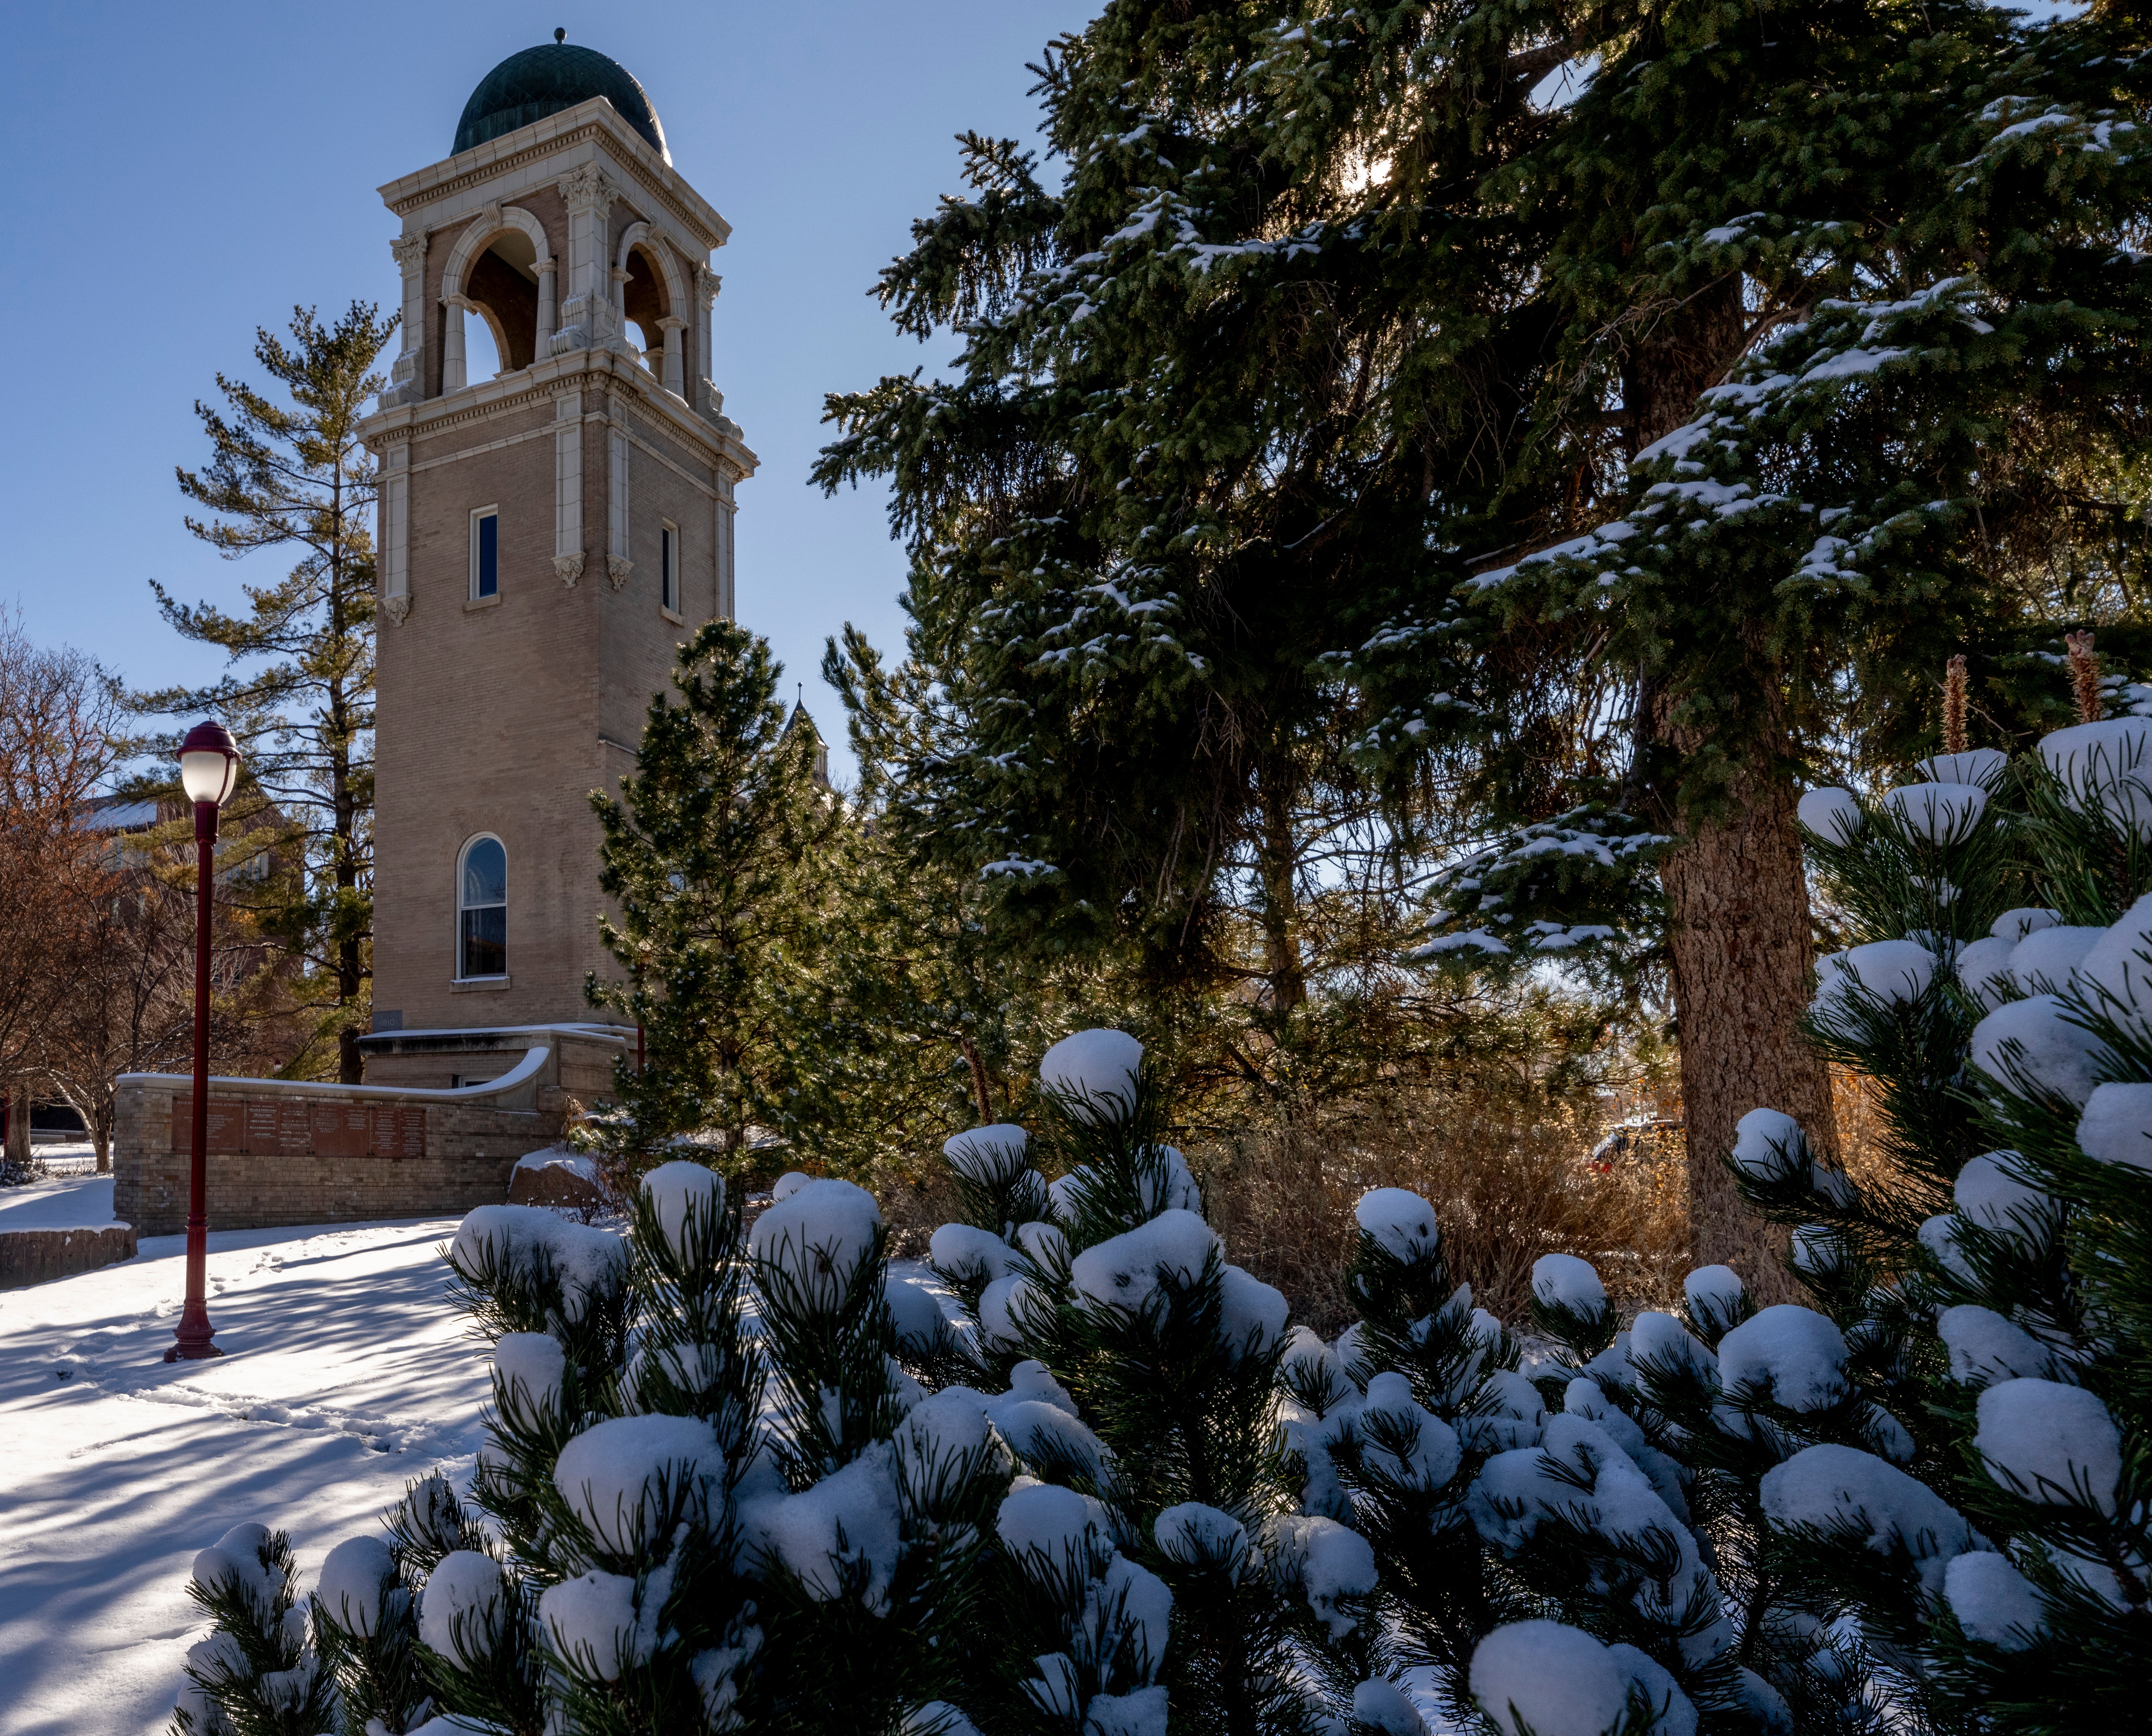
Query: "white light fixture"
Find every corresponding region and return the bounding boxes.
[178,720,242,808]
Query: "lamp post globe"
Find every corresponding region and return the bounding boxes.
[167,719,243,1363]
[179,720,242,809]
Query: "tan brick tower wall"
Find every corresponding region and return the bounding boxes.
[360,100,755,1050]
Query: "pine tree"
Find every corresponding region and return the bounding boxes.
[133,301,395,1083]
[585,621,843,1169]
[818,0,2152,1303]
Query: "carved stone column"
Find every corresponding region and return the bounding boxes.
[657,316,686,396]
[693,265,720,413]
[386,232,427,406]
[609,266,633,357]
[380,442,411,622]
[553,164,614,354]
[441,294,471,394]
[553,391,585,585]
[535,259,557,352]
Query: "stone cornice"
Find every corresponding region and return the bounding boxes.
[377,100,730,250]
[359,348,758,479]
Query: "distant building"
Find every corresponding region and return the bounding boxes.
[354,37,757,1089]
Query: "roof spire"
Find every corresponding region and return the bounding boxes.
[554,26,566,43]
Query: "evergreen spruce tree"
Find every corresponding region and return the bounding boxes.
[134,302,395,1083]
[822,0,2152,1299]
[585,621,843,1169]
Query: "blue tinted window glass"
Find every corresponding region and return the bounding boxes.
[662,526,676,608]
[461,907,506,978]
[463,837,506,908]
[477,512,498,597]
[459,838,506,977]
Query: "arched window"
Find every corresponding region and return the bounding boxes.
[458,836,507,979]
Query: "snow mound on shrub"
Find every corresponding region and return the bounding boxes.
[1717,1305,1849,1411]
[1631,1310,1715,1381]
[1956,935,2020,1009]
[1730,1109,1806,1179]
[943,1124,1029,1184]
[1271,1515,1377,1638]
[749,1178,880,1307]
[1797,787,1862,843]
[1038,1028,1143,1120]
[2010,924,2104,993]
[1940,1306,2058,1386]
[746,1443,902,1611]
[1969,995,2108,1104]
[192,1523,279,1615]
[1218,1265,1289,1358]
[315,1535,395,1638]
[1814,941,1937,1026]
[1473,1416,1729,1661]
[1886,780,1987,843]
[1683,1265,1746,1331]
[1945,1551,2047,1650]
[2039,717,2152,836]
[2078,1082,2152,1170]
[1530,1252,1605,1315]
[492,1332,565,1424]
[1759,1444,1973,1592]
[1153,1503,1248,1574]
[418,1551,504,1666]
[928,1222,1014,1285]
[1354,1188,1438,1261]
[1954,1152,2055,1236]
[1069,1209,1219,1313]
[1351,1676,1430,1735]
[641,1161,720,1256]
[1470,1620,1630,1736]
[1085,1685,1168,1736]
[1358,1372,1463,1490]
[451,1206,625,1320]
[1921,748,2009,789]
[996,1481,1111,1567]
[553,1414,719,1552]
[1993,907,2062,943]
[1976,1378,2123,1511]
[2077,891,2152,1034]
[989,1395,1111,1481]
[539,1569,649,1679]
[885,1273,952,1352]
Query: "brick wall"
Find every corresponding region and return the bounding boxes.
[112,1046,584,1235]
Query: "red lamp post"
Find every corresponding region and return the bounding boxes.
[166,720,241,1363]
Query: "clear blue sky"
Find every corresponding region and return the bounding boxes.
[0,2,1096,783]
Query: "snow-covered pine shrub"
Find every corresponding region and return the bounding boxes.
[1703,720,2152,1732]
[924,1028,1428,1732]
[740,1170,1014,1727]
[173,1523,337,1736]
[1345,1195,1791,1731]
[172,1158,1013,1735]
[1299,1184,1515,1684]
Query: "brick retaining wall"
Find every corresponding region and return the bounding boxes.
[0,1224,137,1289]
[111,1032,630,1236]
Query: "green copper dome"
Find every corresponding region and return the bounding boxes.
[453,41,669,161]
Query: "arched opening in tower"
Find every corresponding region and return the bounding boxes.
[466,230,541,374]
[622,244,670,376]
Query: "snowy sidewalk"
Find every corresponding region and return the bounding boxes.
[0,1179,486,1736]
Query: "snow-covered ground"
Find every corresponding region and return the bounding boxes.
[0,1174,487,1736]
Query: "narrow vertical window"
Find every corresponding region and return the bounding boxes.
[458,836,507,978]
[470,507,500,600]
[660,520,680,613]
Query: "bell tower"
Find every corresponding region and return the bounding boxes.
[357,38,755,1083]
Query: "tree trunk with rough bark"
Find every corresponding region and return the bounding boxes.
[1654,683,1836,1305]
[1625,279,1838,1303]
